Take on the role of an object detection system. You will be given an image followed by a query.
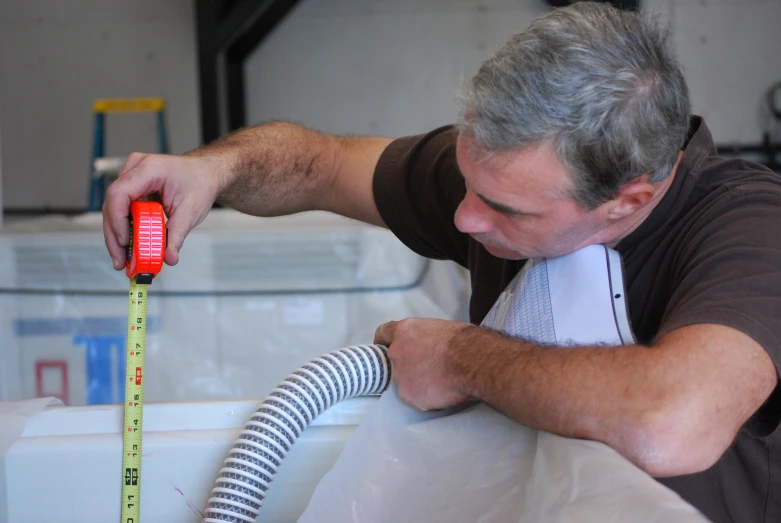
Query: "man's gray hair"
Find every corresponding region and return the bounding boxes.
[457,1,692,209]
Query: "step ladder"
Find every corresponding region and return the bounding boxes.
[88,98,168,212]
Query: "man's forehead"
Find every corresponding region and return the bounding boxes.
[456,132,574,200]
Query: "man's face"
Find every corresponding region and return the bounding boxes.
[454,133,610,260]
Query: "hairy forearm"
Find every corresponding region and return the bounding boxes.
[187,121,342,216]
[446,326,703,475]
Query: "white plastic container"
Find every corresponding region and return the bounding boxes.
[0,210,466,406]
[0,397,376,523]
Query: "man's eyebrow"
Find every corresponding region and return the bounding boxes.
[477,193,537,216]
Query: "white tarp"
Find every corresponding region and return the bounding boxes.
[300,245,709,523]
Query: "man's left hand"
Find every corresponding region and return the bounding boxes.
[374,318,474,411]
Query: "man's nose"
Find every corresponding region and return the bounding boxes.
[454,194,493,234]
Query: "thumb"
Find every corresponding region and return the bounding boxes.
[374,320,399,346]
[161,201,209,266]
[162,215,187,267]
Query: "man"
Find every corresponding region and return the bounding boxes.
[102,3,781,522]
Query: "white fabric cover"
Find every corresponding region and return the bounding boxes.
[299,245,709,523]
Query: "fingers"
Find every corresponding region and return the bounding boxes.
[102,155,164,270]
[161,202,202,267]
[374,320,398,346]
[103,200,126,270]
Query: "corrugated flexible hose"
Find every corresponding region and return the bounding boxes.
[202,344,391,523]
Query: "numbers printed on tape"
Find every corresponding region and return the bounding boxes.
[125,468,139,486]
[122,278,148,523]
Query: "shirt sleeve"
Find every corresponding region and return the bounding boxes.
[656,188,781,438]
[372,125,469,267]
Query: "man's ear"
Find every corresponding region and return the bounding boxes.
[606,175,656,220]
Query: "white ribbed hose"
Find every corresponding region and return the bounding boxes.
[202,344,391,523]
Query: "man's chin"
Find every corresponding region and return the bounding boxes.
[482,242,524,260]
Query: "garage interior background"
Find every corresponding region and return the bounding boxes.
[0,0,779,216]
[0,2,779,520]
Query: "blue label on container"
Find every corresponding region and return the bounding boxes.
[14,317,160,405]
[73,335,126,405]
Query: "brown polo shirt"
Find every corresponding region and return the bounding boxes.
[372,116,781,523]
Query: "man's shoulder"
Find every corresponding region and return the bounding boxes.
[372,124,469,266]
[696,156,781,198]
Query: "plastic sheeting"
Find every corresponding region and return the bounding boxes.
[0,397,61,461]
[300,245,709,523]
[0,210,468,406]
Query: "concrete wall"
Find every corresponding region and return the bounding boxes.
[0,0,200,211]
[245,0,549,139]
[646,0,781,144]
[246,0,781,144]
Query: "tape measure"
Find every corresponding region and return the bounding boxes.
[121,201,166,523]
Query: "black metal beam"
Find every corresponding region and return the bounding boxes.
[226,57,247,131]
[227,0,298,61]
[196,0,221,145]
[716,133,780,173]
[216,0,274,50]
[195,0,300,144]
[223,0,300,131]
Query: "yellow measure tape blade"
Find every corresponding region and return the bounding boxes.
[121,278,148,523]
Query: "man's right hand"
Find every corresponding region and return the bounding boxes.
[102,152,225,270]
